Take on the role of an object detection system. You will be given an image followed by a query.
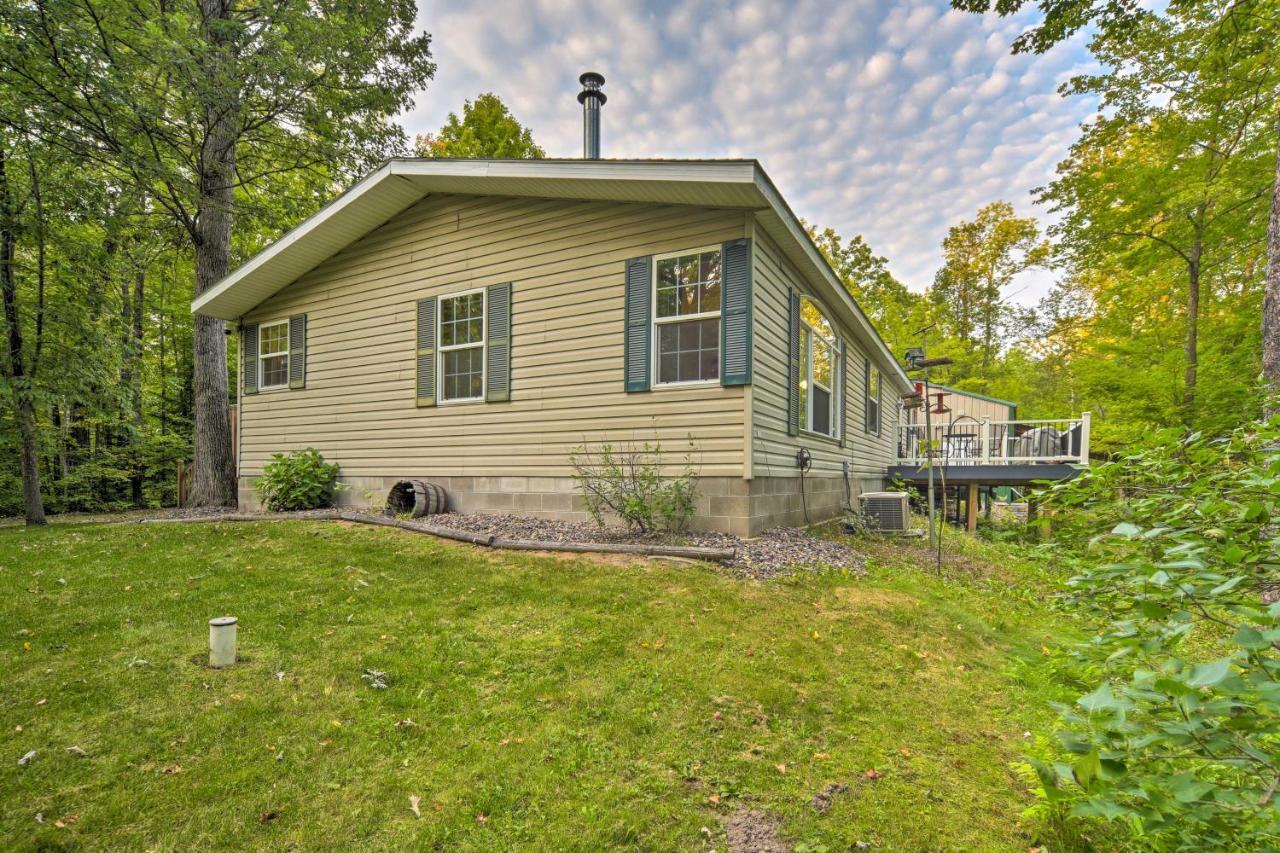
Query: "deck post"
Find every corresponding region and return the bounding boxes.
[1079,412,1091,465]
[980,417,991,463]
[966,482,979,532]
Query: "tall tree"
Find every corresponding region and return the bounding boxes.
[0,137,46,524]
[953,0,1280,407]
[415,93,545,159]
[1039,7,1274,420]
[932,201,1048,368]
[808,225,925,359]
[1,0,435,507]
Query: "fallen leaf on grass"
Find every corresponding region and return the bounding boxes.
[775,763,787,774]
[18,750,36,767]
[35,698,46,706]
[258,811,280,823]
[409,796,421,819]
[394,719,417,729]
[65,746,88,758]
[708,794,720,805]
[161,764,182,774]
[433,801,444,812]
[54,814,78,828]
[864,769,882,780]
[899,747,912,757]
[813,752,831,761]
[475,813,487,824]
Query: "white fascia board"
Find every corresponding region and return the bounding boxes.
[749,168,914,395]
[191,164,424,320]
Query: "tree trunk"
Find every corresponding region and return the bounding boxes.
[130,267,145,506]
[186,0,238,508]
[1184,245,1202,424]
[0,149,46,525]
[1263,115,1280,416]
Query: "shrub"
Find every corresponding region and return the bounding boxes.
[1030,417,1280,849]
[255,448,341,511]
[570,437,698,534]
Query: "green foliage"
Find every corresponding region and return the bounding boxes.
[1034,418,1280,848]
[570,438,699,534]
[254,448,341,512]
[415,93,545,159]
[933,201,1049,368]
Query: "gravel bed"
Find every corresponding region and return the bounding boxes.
[422,512,863,579]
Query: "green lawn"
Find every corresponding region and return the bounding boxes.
[0,520,1072,850]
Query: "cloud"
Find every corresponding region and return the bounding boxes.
[405,0,1097,303]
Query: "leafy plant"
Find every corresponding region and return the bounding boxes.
[570,437,699,534]
[1032,416,1280,848]
[254,448,341,512]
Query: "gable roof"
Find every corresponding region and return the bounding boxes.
[192,158,912,393]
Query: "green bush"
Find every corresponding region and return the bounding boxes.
[255,448,341,511]
[570,437,698,534]
[1031,417,1280,849]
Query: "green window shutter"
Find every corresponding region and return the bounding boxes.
[624,255,652,392]
[242,323,259,396]
[486,282,512,402]
[288,314,307,389]
[787,289,800,436]
[415,298,437,407]
[839,339,848,448]
[720,238,752,386]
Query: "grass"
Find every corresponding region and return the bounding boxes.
[0,519,1077,850]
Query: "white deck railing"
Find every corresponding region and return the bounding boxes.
[896,412,1091,466]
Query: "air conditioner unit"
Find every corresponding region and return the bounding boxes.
[860,491,910,531]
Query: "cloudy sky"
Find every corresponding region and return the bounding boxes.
[401,0,1098,302]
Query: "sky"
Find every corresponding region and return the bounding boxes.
[401,0,1099,304]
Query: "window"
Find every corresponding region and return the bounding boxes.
[866,362,881,434]
[258,320,289,390]
[799,297,839,437]
[654,248,721,384]
[439,290,485,402]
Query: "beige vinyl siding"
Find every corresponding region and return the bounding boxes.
[239,193,746,478]
[750,228,896,480]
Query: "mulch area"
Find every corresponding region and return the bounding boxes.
[4,506,865,580]
[423,513,863,579]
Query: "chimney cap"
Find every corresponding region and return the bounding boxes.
[577,71,606,104]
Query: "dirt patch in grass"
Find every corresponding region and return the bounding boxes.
[832,586,921,611]
[810,782,850,814]
[725,808,792,852]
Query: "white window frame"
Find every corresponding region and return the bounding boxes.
[651,245,723,388]
[800,300,840,439]
[257,318,290,392]
[866,363,882,435]
[437,287,486,405]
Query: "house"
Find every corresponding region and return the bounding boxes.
[192,155,915,536]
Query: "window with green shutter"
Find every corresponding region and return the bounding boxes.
[623,255,652,392]
[415,297,437,407]
[242,324,259,395]
[486,283,512,402]
[720,238,752,386]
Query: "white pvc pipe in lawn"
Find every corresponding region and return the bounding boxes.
[209,616,237,667]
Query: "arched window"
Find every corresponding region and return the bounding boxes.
[799,297,840,437]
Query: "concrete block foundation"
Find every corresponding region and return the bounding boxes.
[238,473,884,538]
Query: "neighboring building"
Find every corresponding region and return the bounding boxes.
[901,383,1017,428]
[192,159,914,535]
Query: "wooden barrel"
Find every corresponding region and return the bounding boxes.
[385,480,448,517]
